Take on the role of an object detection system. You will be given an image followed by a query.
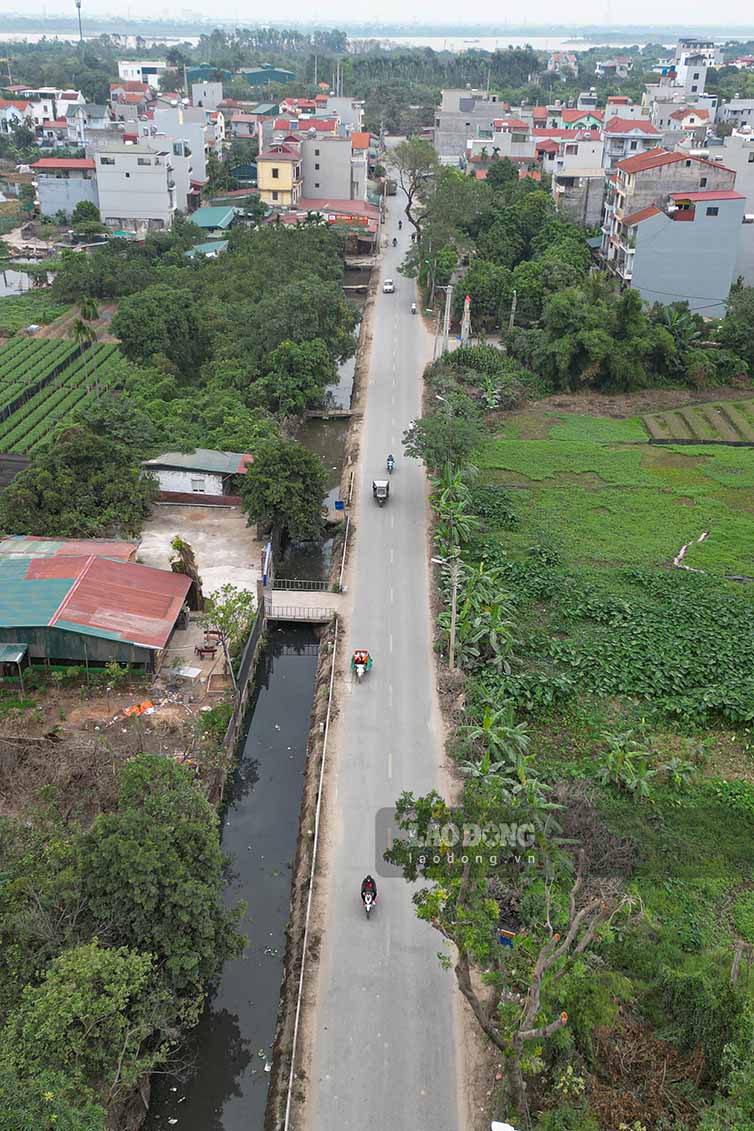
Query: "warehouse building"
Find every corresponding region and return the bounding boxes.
[0,553,191,671]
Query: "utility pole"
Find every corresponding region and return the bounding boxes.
[508,288,518,332]
[441,283,453,355]
[75,0,84,58]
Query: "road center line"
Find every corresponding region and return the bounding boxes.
[387,749,393,779]
[390,586,395,604]
[389,632,394,652]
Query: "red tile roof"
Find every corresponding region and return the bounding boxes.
[111,80,149,92]
[296,197,379,218]
[0,98,30,112]
[604,116,660,134]
[618,148,733,175]
[351,130,370,150]
[668,189,745,201]
[31,157,95,170]
[607,95,631,104]
[562,108,604,123]
[533,127,601,140]
[622,204,661,225]
[42,118,68,128]
[315,94,328,103]
[492,117,529,130]
[535,139,558,153]
[59,92,80,100]
[670,107,710,121]
[532,105,547,118]
[519,169,542,181]
[122,92,147,104]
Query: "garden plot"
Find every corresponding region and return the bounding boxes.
[644,398,754,444]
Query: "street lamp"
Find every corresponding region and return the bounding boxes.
[431,553,461,672]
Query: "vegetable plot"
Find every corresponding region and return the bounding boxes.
[0,339,123,453]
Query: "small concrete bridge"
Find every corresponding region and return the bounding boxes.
[263,592,343,624]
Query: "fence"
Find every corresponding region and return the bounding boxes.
[264,600,335,623]
[221,605,265,754]
[272,578,331,592]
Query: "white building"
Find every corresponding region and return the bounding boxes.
[602,116,663,172]
[151,105,215,182]
[142,449,253,499]
[66,103,111,145]
[719,99,754,127]
[301,132,367,201]
[94,143,176,232]
[31,156,99,219]
[117,60,168,88]
[317,96,364,131]
[192,82,223,111]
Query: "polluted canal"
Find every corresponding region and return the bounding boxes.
[147,624,320,1131]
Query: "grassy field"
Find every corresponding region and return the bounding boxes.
[477,410,754,576]
[645,397,754,443]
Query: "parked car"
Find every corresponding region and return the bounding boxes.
[382,278,395,293]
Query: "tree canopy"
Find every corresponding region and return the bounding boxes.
[240,439,327,543]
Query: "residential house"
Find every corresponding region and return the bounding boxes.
[595,57,633,80]
[605,96,645,118]
[682,132,754,284]
[38,118,69,147]
[66,103,111,145]
[577,90,600,112]
[468,118,537,168]
[110,80,150,103]
[602,117,662,172]
[547,132,606,226]
[0,99,31,134]
[192,82,223,111]
[547,52,578,79]
[151,105,213,181]
[256,142,302,207]
[718,99,754,127]
[94,142,176,232]
[317,96,365,131]
[731,56,754,71]
[142,448,252,501]
[31,157,98,219]
[562,108,603,129]
[117,60,168,88]
[601,147,739,310]
[433,88,508,158]
[666,106,710,143]
[12,88,55,125]
[188,205,240,236]
[276,197,380,253]
[620,189,745,315]
[675,38,722,69]
[300,133,368,201]
[187,64,232,85]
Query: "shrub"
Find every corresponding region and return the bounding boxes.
[469,485,519,527]
[533,1103,599,1131]
[732,893,754,944]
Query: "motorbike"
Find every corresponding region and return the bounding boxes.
[387,455,395,474]
[364,891,375,917]
[351,650,373,681]
[392,237,397,247]
[411,303,417,315]
[398,220,402,230]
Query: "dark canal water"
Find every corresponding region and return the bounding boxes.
[146,625,319,1131]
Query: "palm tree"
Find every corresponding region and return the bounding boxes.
[79,297,100,399]
[72,318,96,396]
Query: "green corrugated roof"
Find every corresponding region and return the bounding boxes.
[190,206,238,230]
[185,240,229,258]
[0,643,27,663]
[143,447,250,474]
[0,560,72,627]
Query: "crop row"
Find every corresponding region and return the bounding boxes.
[0,344,119,452]
[0,337,67,381]
[0,341,79,414]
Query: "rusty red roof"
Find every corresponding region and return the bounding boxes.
[0,536,137,560]
[604,116,660,134]
[562,108,604,123]
[622,204,662,226]
[618,148,733,175]
[31,157,95,170]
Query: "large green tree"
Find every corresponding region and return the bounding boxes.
[719,285,754,374]
[250,338,336,416]
[240,439,327,542]
[110,284,208,376]
[0,427,158,538]
[392,136,439,233]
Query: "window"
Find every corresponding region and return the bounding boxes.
[137,157,152,166]
[685,160,691,167]
[565,144,577,155]
[315,162,320,170]
[314,182,320,188]
[700,177,707,187]
[272,190,278,201]
[100,156,115,165]
[272,167,279,178]
[693,71,700,79]
[190,478,206,493]
[629,140,637,150]
[691,85,698,92]
[706,206,719,216]
[125,172,130,178]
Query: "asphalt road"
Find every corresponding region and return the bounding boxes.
[307,206,461,1129]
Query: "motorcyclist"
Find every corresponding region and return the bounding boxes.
[392,236,397,247]
[387,453,395,471]
[398,219,402,230]
[361,875,377,904]
[411,302,417,314]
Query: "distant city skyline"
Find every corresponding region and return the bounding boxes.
[1,6,754,34]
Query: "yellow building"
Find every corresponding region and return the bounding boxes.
[256,142,303,207]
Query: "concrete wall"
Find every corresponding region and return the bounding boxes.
[192,82,223,110]
[632,198,744,315]
[717,134,754,283]
[95,148,175,231]
[302,135,351,198]
[321,96,364,130]
[153,107,209,180]
[153,468,225,494]
[351,152,367,200]
[555,174,605,227]
[36,171,99,219]
[620,158,736,214]
[435,90,506,157]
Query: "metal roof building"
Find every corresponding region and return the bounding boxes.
[189,206,239,231]
[0,536,138,560]
[0,555,191,670]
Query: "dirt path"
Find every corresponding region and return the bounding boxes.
[34,301,120,343]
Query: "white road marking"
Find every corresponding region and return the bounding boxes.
[389,631,394,651]
[390,548,395,564]
[387,749,393,779]
[390,587,394,604]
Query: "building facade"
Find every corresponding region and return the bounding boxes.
[301,134,367,201]
[31,157,99,218]
[117,60,168,88]
[434,88,507,158]
[602,117,663,172]
[256,142,303,207]
[94,143,176,231]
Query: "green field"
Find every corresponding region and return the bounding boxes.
[0,338,125,453]
[0,293,69,336]
[477,411,754,577]
[644,397,754,443]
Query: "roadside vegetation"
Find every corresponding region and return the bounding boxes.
[394,140,754,1126]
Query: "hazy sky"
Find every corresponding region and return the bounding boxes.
[1,0,753,32]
